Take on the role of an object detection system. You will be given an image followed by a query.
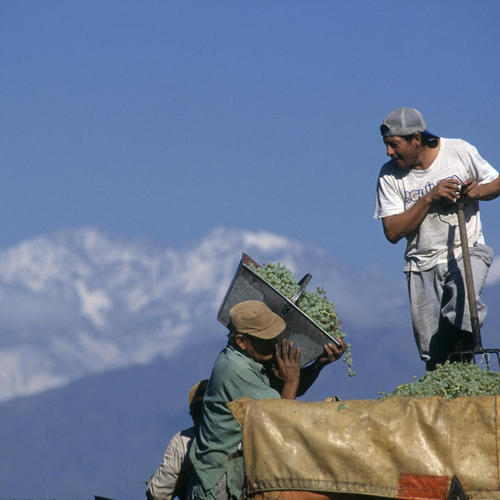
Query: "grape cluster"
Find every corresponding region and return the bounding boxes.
[252,262,299,299]
[249,262,355,376]
[380,360,500,399]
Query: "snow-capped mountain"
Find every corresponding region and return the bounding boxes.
[0,227,290,401]
[0,226,403,402]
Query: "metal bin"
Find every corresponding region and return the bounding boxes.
[217,253,341,367]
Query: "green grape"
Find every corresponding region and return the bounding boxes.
[249,262,355,377]
[380,360,500,399]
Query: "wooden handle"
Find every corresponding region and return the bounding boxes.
[457,201,482,349]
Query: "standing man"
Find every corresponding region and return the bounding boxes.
[189,300,345,500]
[374,107,500,370]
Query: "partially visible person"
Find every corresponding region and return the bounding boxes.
[374,107,500,369]
[146,379,208,500]
[189,300,345,500]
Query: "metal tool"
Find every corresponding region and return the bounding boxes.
[447,200,500,369]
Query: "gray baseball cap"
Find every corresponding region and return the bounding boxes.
[380,107,438,138]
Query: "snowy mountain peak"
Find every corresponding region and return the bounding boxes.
[0,227,308,401]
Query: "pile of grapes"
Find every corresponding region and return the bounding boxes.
[249,262,355,376]
[381,361,500,399]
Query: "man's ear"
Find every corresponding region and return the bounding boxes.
[235,334,247,351]
[413,132,423,145]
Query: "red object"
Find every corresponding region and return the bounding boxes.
[398,473,449,500]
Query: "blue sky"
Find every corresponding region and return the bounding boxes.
[1,0,500,283]
[1,4,500,497]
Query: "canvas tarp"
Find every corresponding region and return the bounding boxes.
[228,395,500,499]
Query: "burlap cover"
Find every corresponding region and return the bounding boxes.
[228,396,500,499]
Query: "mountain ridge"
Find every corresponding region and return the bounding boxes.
[0,226,355,401]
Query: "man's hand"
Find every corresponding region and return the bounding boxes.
[428,178,462,203]
[313,338,346,370]
[272,339,301,382]
[459,178,481,201]
[272,339,301,399]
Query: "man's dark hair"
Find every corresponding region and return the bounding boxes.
[402,132,439,148]
[227,330,238,345]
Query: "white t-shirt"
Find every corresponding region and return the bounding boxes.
[374,138,499,272]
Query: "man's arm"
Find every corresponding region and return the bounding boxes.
[270,340,345,397]
[382,178,462,243]
[296,340,345,396]
[461,175,500,201]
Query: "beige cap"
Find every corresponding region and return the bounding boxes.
[229,300,285,340]
[188,379,208,408]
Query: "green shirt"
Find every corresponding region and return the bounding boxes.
[190,344,280,499]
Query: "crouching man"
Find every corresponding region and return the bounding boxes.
[189,300,345,500]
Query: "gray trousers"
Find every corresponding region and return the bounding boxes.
[406,243,493,364]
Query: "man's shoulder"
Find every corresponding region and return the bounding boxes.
[378,159,405,180]
[440,137,475,153]
[212,346,269,393]
[165,427,195,455]
[215,345,243,363]
[212,346,253,375]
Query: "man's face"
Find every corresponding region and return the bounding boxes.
[236,334,278,364]
[383,135,421,169]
